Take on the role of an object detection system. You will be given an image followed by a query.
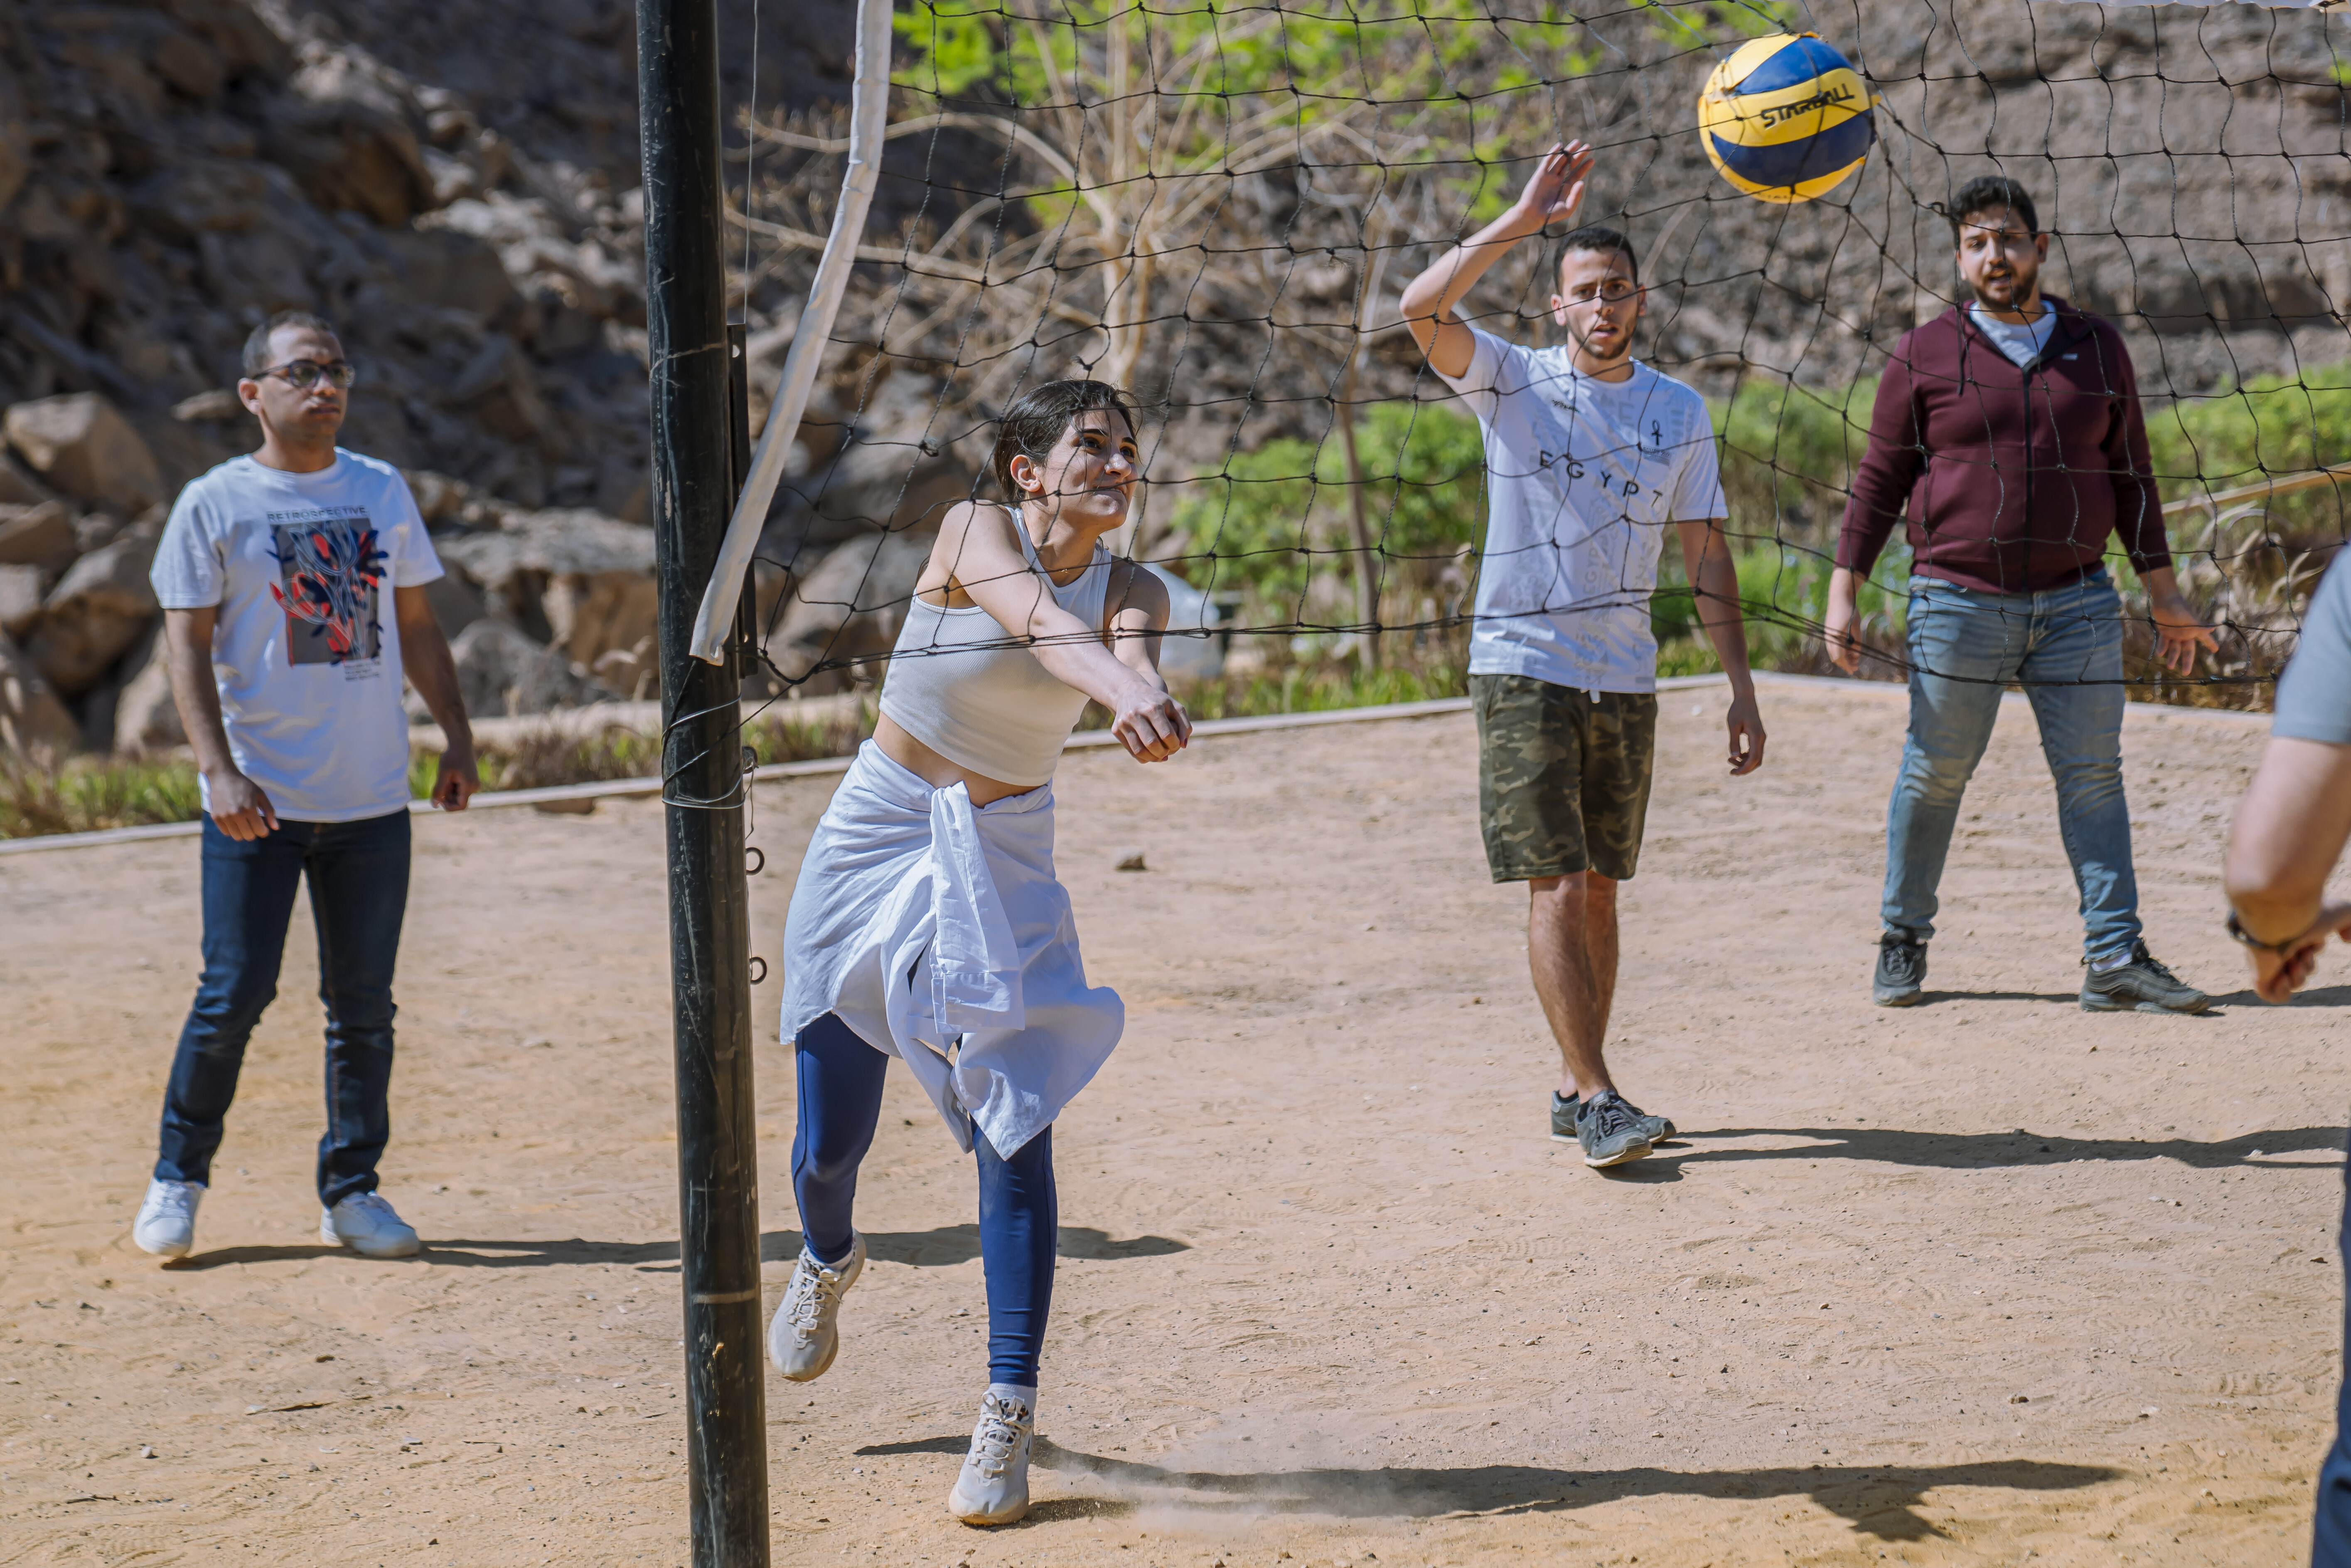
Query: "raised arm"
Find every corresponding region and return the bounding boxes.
[939,504,1190,762]
[1397,142,1592,380]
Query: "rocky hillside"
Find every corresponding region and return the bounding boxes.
[0,0,863,755]
[2,0,2346,761]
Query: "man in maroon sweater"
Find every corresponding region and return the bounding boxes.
[1823,176,2216,1012]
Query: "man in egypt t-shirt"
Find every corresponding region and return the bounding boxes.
[1438,323,1726,695]
[133,309,479,1269]
[1397,140,1766,1173]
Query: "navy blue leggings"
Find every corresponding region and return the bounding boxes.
[791,1012,1057,1387]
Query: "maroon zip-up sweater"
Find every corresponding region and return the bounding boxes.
[1835,295,2171,595]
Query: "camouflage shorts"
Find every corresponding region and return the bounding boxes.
[1471,674,1658,884]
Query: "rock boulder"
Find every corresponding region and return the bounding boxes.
[0,501,77,576]
[0,563,44,639]
[435,509,656,698]
[0,628,79,757]
[112,624,185,756]
[25,535,160,698]
[447,618,608,718]
[0,459,57,509]
[3,395,162,515]
[766,530,934,691]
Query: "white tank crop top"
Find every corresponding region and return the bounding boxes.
[877,515,1115,787]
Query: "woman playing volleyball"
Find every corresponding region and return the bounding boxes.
[769,378,1189,1526]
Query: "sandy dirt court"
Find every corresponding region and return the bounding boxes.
[2,675,2345,1568]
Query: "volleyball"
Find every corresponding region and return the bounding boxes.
[1697,33,1876,204]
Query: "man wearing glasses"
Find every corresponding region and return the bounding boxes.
[1399,142,1767,1170]
[132,310,479,1262]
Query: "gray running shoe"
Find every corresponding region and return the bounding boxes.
[2080,942,2209,1015]
[769,1233,866,1381]
[1873,934,1927,1007]
[1554,1092,1675,1145]
[1573,1090,1654,1168]
[947,1384,1035,1526]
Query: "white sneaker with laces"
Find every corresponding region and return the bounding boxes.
[320,1191,421,1258]
[768,1234,865,1381]
[948,1384,1036,1526]
[133,1178,204,1258]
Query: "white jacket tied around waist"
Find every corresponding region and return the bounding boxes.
[780,741,1122,1157]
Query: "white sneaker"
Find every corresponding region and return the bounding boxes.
[320,1192,421,1258]
[768,1234,865,1381]
[947,1384,1036,1527]
[133,1179,204,1258]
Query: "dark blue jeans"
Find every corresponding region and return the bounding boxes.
[792,1012,1057,1387]
[155,811,411,1208]
[2317,1133,2351,1566]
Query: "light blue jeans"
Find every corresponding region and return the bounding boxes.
[1881,570,2141,962]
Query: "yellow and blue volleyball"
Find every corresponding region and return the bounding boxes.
[1698,33,1875,204]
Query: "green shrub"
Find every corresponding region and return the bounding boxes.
[1715,374,1879,549]
[1164,401,1487,618]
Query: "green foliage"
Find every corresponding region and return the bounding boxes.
[2145,362,2351,548]
[1652,536,1911,674]
[1164,400,1486,615]
[0,752,204,838]
[1168,652,1468,723]
[1637,0,1805,49]
[892,0,1596,226]
[1714,374,1877,548]
[2147,360,2351,489]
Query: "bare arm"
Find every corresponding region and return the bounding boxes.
[1397,142,1592,380]
[1104,558,1175,684]
[2223,735,2351,1002]
[394,584,479,811]
[162,606,276,840]
[1674,517,1765,776]
[939,505,1190,762]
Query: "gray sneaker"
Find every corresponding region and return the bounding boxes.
[1873,934,1927,1007]
[947,1384,1035,1526]
[2080,942,2209,1015]
[1554,1092,1674,1145]
[769,1233,866,1382]
[1572,1091,1654,1168]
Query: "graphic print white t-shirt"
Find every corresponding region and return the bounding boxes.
[1436,328,1725,694]
[150,451,444,822]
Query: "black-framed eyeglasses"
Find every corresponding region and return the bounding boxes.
[1562,278,1639,306]
[260,359,358,391]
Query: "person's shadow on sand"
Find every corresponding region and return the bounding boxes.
[166,1224,1188,1271]
[846,1440,2116,1539]
[1667,1124,2342,1172]
[1903,983,2351,1012]
[1575,1123,2341,1185]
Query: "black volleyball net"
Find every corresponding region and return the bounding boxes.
[722,0,2351,712]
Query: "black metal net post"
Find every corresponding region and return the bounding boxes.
[637,0,768,1561]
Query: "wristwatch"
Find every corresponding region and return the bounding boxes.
[2226,908,2298,954]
